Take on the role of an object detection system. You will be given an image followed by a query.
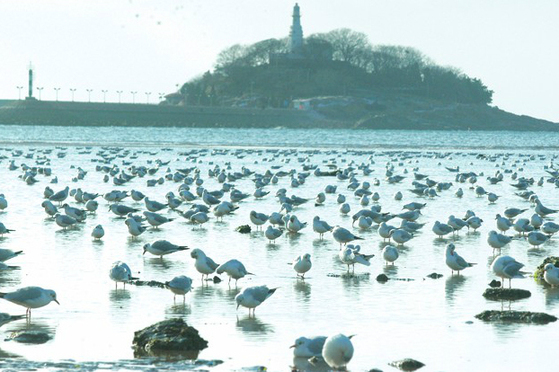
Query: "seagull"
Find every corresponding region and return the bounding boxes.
[535,199,558,217]
[382,245,399,265]
[124,218,147,238]
[109,204,139,217]
[49,186,69,204]
[322,334,354,370]
[432,221,454,238]
[313,216,333,239]
[0,286,59,317]
[0,222,15,236]
[0,312,26,327]
[491,255,525,288]
[109,261,138,289]
[542,221,559,236]
[378,222,396,241]
[495,214,513,233]
[249,210,269,230]
[445,243,476,275]
[41,200,58,217]
[143,211,174,228]
[143,240,189,259]
[165,275,193,302]
[332,226,363,247]
[0,248,23,262]
[389,228,413,246]
[144,197,168,212]
[447,215,468,234]
[543,263,559,287]
[235,285,277,316]
[54,213,77,230]
[503,207,527,220]
[293,253,312,278]
[216,259,253,286]
[191,248,220,281]
[130,189,146,201]
[287,215,307,233]
[339,244,374,273]
[527,231,548,248]
[91,224,104,240]
[265,225,283,243]
[466,216,483,232]
[487,230,513,253]
[290,336,327,358]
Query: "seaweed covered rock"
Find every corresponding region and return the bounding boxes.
[376,274,389,283]
[426,273,443,279]
[389,358,425,371]
[482,288,531,301]
[475,310,557,324]
[8,331,52,344]
[133,318,208,356]
[236,225,251,234]
[534,256,559,280]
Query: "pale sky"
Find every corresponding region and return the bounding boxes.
[1,0,557,122]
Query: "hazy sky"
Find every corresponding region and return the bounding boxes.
[1,0,557,122]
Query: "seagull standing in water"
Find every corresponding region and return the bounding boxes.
[332,226,364,247]
[235,285,277,316]
[322,334,354,370]
[0,286,59,317]
[290,336,327,358]
[445,243,476,275]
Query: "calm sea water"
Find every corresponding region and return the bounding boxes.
[0,125,558,371]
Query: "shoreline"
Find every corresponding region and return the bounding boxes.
[0,98,557,131]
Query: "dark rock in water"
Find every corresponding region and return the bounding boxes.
[534,256,559,280]
[426,273,443,279]
[212,275,222,284]
[129,280,167,288]
[327,272,370,279]
[389,358,425,371]
[133,318,208,357]
[482,288,531,301]
[376,274,389,283]
[368,369,384,372]
[8,331,52,344]
[488,279,501,288]
[236,225,251,234]
[475,310,557,324]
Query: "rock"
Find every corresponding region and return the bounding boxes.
[368,369,384,372]
[482,288,531,301]
[426,272,443,279]
[488,280,501,288]
[376,274,389,283]
[389,358,425,371]
[133,318,208,356]
[8,331,52,344]
[236,225,251,234]
[475,310,557,324]
[212,275,222,284]
[534,256,559,280]
[129,280,166,288]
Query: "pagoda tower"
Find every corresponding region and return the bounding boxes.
[289,3,303,54]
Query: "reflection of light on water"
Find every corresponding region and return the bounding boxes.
[445,275,467,304]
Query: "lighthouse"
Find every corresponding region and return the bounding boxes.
[28,64,34,99]
[289,3,303,55]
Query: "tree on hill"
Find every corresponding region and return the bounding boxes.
[178,28,493,108]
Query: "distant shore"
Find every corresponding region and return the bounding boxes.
[0,98,557,131]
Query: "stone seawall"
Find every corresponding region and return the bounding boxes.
[0,100,323,128]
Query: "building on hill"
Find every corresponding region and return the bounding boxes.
[270,3,332,66]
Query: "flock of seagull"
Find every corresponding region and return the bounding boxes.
[1,145,559,370]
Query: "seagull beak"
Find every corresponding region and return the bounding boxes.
[54,299,60,305]
[236,303,240,310]
[142,249,146,255]
[289,344,296,349]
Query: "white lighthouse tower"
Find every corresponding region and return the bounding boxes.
[289,3,303,55]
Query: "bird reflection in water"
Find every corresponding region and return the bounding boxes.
[236,315,273,334]
[294,280,311,302]
[445,275,467,304]
[292,356,330,371]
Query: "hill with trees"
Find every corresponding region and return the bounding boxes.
[176,28,493,110]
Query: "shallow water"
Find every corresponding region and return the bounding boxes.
[0,126,558,371]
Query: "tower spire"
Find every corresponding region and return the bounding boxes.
[289,3,303,54]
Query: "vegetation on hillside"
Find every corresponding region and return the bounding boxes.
[178,28,493,108]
